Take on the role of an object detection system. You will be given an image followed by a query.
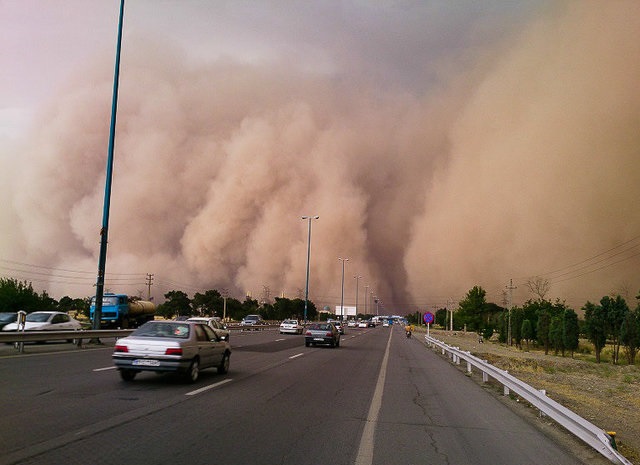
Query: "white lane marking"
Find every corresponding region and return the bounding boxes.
[93,366,117,372]
[275,338,285,342]
[355,326,393,465]
[186,379,233,396]
[289,353,304,359]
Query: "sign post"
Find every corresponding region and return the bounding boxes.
[423,311,434,337]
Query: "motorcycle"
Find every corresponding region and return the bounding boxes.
[406,330,412,338]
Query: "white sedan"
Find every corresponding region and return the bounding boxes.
[2,311,82,332]
[279,319,303,334]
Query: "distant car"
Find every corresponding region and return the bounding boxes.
[304,322,340,348]
[382,320,390,327]
[241,314,265,330]
[187,317,230,342]
[358,321,368,328]
[279,319,303,334]
[2,311,82,332]
[329,320,345,334]
[367,320,376,327]
[0,312,17,330]
[347,320,357,328]
[112,320,231,383]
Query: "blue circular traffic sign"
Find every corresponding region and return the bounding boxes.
[424,312,434,324]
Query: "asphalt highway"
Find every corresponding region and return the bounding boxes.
[0,326,609,465]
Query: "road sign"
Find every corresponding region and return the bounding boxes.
[424,312,434,324]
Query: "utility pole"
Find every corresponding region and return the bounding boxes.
[145,273,154,300]
[506,279,517,346]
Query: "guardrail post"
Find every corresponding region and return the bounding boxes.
[467,361,472,374]
[504,385,510,396]
[482,370,489,383]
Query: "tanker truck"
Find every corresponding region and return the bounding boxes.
[89,293,156,328]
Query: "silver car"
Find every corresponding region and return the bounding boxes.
[113,321,231,383]
[187,316,230,342]
[304,322,340,348]
[279,319,303,334]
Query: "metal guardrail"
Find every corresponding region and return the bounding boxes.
[424,335,632,465]
[0,329,134,344]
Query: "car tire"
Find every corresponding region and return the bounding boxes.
[120,369,137,382]
[305,340,310,347]
[335,339,340,347]
[217,352,230,374]
[186,358,200,383]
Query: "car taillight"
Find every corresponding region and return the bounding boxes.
[114,345,128,353]
[305,331,312,336]
[165,348,182,356]
[326,332,333,337]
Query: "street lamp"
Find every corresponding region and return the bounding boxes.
[301,216,319,324]
[354,275,362,316]
[338,257,349,320]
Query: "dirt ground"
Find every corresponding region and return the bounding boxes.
[423,328,640,465]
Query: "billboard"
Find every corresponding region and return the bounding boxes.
[335,306,357,317]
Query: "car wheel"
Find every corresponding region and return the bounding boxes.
[305,340,310,347]
[217,352,230,374]
[335,338,340,347]
[120,369,136,382]
[186,358,200,383]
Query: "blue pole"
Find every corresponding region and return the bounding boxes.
[93,0,125,330]
[302,215,318,324]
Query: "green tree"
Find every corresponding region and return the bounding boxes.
[521,319,533,350]
[435,308,448,328]
[192,289,222,317]
[458,286,487,332]
[549,315,565,356]
[584,301,607,363]
[563,309,579,358]
[536,305,552,355]
[600,295,629,365]
[620,306,640,365]
[0,278,42,311]
[156,290,191,319]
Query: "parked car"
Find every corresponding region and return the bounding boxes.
[279,319,303,334]
[347,320,357,328]
[358,320,368,328]
[112,320,231,383]
[241,314,265,330]
[2,311,82,332]
[187,317,230,342]
[0,312,17,330]
[304,322,340,348]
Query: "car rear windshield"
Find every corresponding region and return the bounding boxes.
[25,313,52,322]
[134,322,190,339]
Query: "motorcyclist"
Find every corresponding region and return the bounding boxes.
[405,324,413,338]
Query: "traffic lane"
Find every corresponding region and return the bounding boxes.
[12,327,390,465]
[373,327,607,465]
[0,328,367,463]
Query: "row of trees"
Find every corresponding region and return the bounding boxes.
[155,289,319,322]
[0,278,89,314]
[428,285,640,365]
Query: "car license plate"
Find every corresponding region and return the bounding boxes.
[133,359,160,367]
[314,338,324,341]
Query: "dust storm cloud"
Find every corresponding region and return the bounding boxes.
[1,1,638,311]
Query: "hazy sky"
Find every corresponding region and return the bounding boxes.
[1,0,639,313]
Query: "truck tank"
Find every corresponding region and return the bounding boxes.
[128,299,156,316]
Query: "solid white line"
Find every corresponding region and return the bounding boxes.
[93,366,117,372]
[186,378,233,396]
[289,353,304,359]
[354,327,393,465]
[275,338,285,342]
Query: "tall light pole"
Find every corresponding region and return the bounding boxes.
[302,216,319,324]
[93,0,126,331]
[354,275,362,317]
[338,257,349,320]
[364,284,369,315]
